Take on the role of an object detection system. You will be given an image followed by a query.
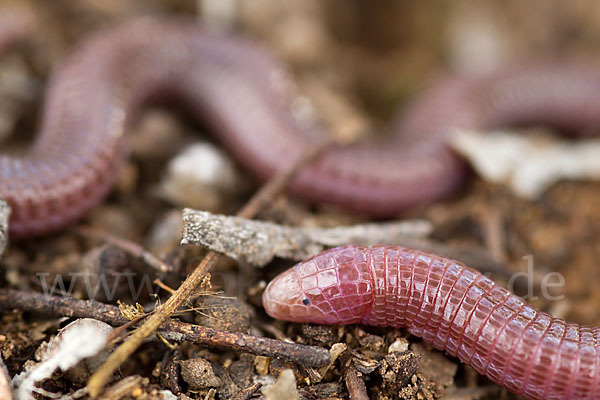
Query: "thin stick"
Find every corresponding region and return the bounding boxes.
[74,227,172,273]
[87,139,333,397]
[236,138,332,219]
[0,288,331,367]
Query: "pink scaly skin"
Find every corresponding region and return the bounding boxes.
[263,245,600,400]
[4,16,600,237]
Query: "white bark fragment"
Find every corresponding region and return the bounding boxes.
[181,208,432,266]
[262,369,298,400]
[451,129,600,198]
[11,319,112,400]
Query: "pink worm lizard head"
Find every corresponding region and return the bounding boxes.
[263,245,600,400]
[263,245,374,325]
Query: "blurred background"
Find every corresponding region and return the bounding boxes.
[7,0,600,138]
[2,2,600,398]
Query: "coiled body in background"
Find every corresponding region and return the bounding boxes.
[4,17,600,236]
[263,245,600,400]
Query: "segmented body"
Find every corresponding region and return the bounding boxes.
[4,17,600,236]
[262,245,600,400]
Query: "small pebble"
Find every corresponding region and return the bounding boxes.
[254,356,270,376]
[194,296,252,333]
[378,350,419,390]
[159,142,244,211]
[388,337,410,353]
[357,331,385,352]
[179,358,223,390]
[157,389,178,400]
[301,324,338,345]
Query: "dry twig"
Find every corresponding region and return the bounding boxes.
[0,288,331,367]
[181,209,513,278]
[87,138,332,396]
[75,226,172,273]
[182,209,431,266]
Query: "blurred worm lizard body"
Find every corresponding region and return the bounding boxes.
[4,17,600,237]
[263,245,599,400]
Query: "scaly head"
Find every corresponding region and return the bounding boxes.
[262,245,374,325]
